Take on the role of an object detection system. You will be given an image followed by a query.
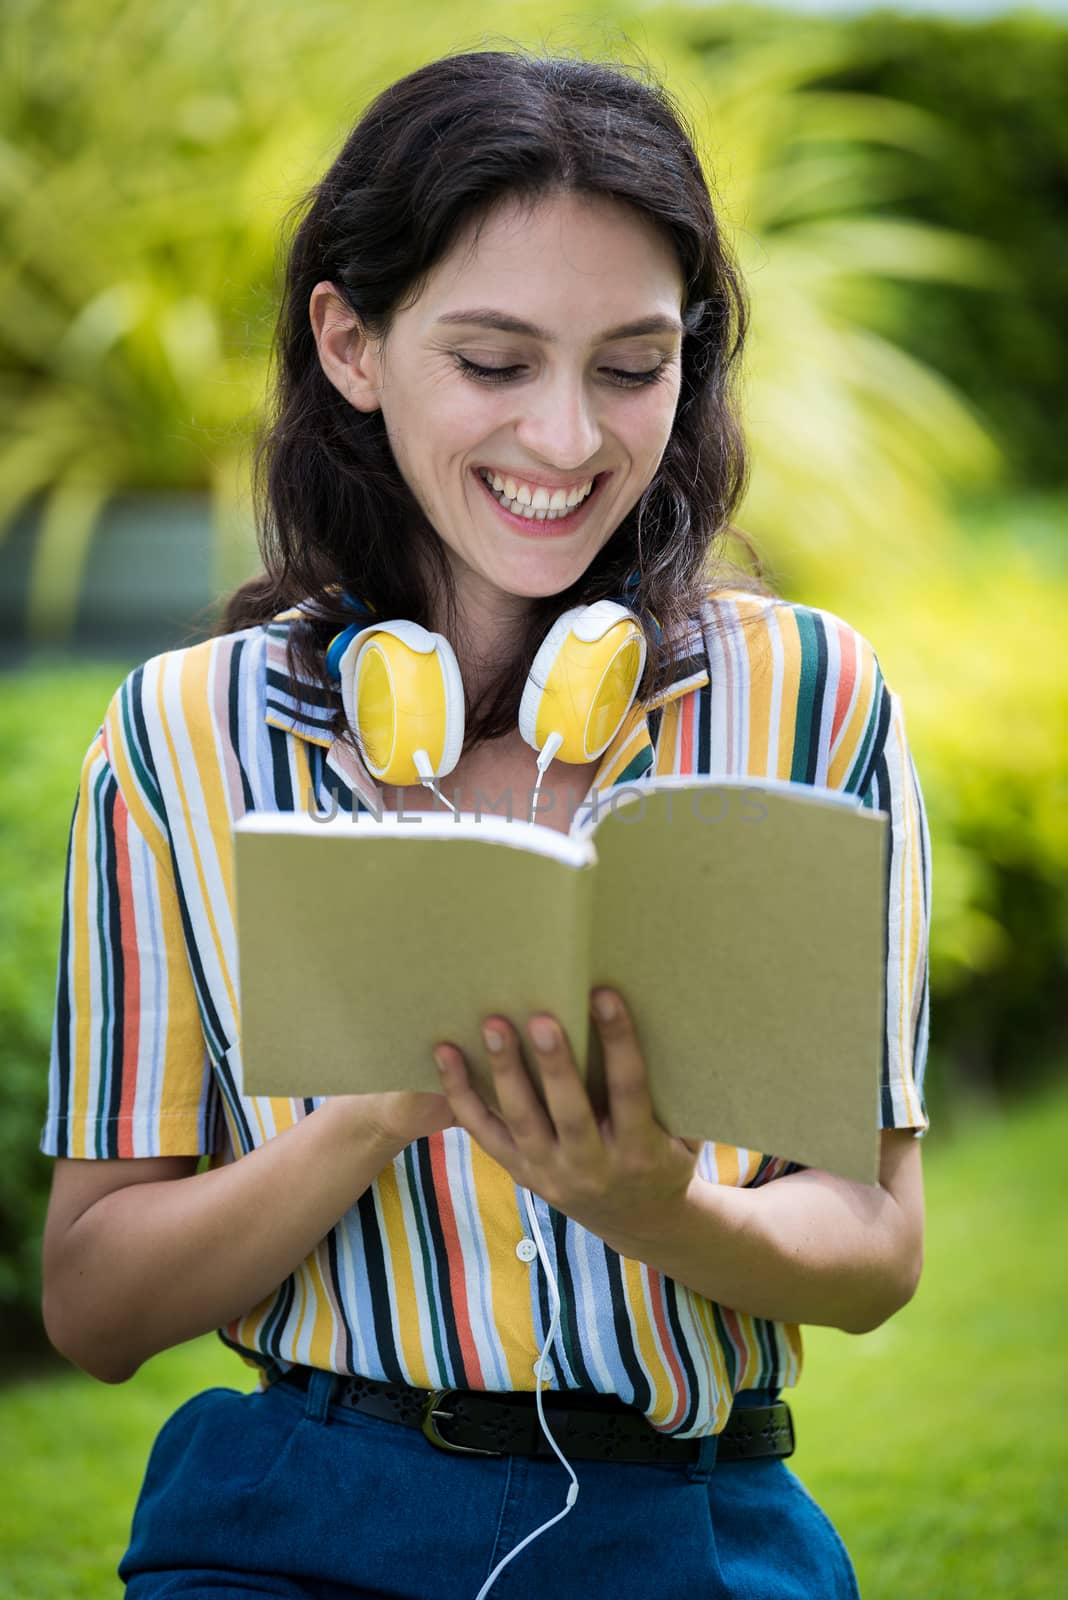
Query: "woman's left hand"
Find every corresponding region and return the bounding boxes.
[432,988,703,1252]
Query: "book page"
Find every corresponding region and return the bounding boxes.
[587,779,887,1183]
[236,816,595,1110]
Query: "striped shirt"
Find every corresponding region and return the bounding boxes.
[41,586,930,1436]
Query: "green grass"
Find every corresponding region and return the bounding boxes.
[0,1340,238,1599]
[792,1087,1068,1597]
[3,1087,1067,1598]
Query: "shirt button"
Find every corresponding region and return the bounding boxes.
[533,1359,553,1383]
[515,1238,538,1263]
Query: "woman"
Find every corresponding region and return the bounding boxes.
[39,49,929,1599]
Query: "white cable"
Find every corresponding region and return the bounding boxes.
[528,732,564,825]
[472,1188,580,1600]
[412,748,458,816]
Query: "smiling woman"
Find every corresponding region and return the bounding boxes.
[37,44,928,1600]
[306,187,689,712]
[218,49,758,756]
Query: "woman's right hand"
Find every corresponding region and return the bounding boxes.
[321,1090,457,1155]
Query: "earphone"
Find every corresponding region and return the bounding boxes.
[325,582,659,823]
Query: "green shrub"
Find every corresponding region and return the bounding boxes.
[0,661,135,1362]
[686,3,1068,489]
[809,6,1068,490]
[803,489,1068,1126]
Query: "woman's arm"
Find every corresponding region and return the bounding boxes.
[434,992,924,1337]
[42,1092,453,1385]
[588,1127,924,1335]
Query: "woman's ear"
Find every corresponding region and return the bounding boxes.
[309,280,383,413]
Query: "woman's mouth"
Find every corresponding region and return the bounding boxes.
[474,467,606,534]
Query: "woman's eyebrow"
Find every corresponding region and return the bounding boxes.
[433,309,684,341]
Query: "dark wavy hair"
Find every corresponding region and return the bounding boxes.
[219,47,769,753]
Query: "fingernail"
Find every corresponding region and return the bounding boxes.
[482,1023,506,1053]
[592,991,618,1022]
[529,1017,558,1051]
[432,1049,449,1073]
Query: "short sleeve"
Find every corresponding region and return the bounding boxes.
[861,688,931,1137]
[40,706,218,1159]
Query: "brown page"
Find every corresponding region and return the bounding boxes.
[583,780,887,1184]
[235,812,595,1119]
[235,777,888,1184]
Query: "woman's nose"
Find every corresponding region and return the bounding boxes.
[514,375,603,470]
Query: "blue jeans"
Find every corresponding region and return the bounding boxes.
[119,1374,861,1598]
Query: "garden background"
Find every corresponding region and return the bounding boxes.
[2,1,1066,1594]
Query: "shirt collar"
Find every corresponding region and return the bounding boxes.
[263,607,340,749]
[263,601,710,807]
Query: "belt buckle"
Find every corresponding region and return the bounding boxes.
[420,1389,505,1458]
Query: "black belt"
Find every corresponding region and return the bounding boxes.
[273,1366,795,1466]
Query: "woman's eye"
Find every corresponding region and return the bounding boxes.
[453,355,524,383]
[453,354,670,388]
[604,365,669,388]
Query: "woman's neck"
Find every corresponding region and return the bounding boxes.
[429,565,535,706]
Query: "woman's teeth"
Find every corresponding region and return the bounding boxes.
[478,469,595,520]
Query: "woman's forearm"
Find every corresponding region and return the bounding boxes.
[594,1161,923,1335]
[46,1104,406,1384]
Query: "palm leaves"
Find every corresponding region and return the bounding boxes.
[0,1,1007,635]
[659,21,1007,598]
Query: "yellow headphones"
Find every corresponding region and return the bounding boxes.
[325,592,654,799]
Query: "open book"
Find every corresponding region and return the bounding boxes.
[235,776,888,1184]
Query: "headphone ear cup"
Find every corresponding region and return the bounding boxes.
[519,603,646,763]
[336,622,465,785]
[431,632,465,775]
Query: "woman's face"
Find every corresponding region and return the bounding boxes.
[323,190,686,608]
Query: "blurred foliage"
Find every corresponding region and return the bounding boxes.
[2,1,1066,1349]
[806,6,1068,491]
[659,10,1005,602]
[805,491,1068,1129]
[0,662,136,1360]
[1,0,1005,630]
